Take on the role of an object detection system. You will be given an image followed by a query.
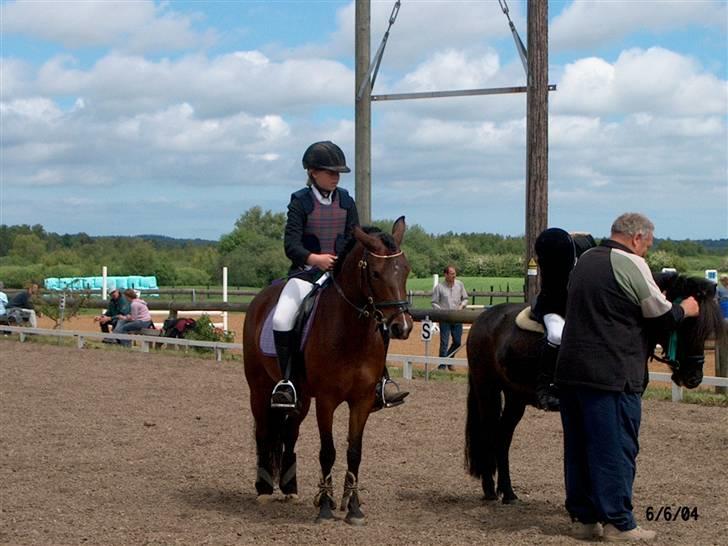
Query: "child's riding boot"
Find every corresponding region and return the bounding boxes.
[536,341,560,411]
[372,369,409,412]
[271,330,297,410]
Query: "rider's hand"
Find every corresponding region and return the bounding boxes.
[308,253,337,271]
[680,296,700,318]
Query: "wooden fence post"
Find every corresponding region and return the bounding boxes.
[717,331,728,395]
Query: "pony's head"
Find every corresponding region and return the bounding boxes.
[652,273,725,389]
[336,216,413,339]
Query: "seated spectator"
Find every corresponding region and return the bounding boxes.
[112,289,153,347]
[7,282,40,328]
[0,281,8,316]
[94,288,130,338]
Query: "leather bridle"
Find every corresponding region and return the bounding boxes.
[331,248,411,330]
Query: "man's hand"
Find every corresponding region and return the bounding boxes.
[680,296,700,318]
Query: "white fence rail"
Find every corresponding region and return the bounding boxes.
[0,325,240,362]
[2,326,726,402]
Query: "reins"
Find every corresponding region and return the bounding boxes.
[650,297,683,371]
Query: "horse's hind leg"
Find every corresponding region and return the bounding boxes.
[497,395,526,504]
[340,400,371,526]
[313,399,337,523]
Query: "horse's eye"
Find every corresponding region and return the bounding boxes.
[372,271,381,280]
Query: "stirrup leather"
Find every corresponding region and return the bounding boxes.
[378,378,405,408]
[271,380,297,409]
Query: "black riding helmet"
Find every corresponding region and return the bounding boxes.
[302,141,351,173]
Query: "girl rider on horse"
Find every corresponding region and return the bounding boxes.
[270,140,409,412]
[532,228,595,411]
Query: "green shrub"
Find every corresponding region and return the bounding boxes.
[0,265,44,288]
[184,314,235,352]
[175,267,211,286]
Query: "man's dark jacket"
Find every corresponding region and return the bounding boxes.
[555,240,684,393]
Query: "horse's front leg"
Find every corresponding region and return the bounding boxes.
[279,396,311,501]
[339,397,372,526]
[250,390,277,502]
[314,398,337,523]
[497,395,526,504]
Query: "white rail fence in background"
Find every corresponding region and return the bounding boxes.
[2,326,726,402]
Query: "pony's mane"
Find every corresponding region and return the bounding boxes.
[333,226,398,276]
[655,272,725,342]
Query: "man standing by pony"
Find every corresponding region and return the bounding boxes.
[555,212,699,542]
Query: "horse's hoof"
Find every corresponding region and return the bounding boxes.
[315,515,338,524]
[256,495,274,505]
[284,493,300,503]
[482,494,498,502]
[345,513,366,526]
[502,496,520,505]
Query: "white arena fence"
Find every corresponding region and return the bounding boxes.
[2,325,725,402]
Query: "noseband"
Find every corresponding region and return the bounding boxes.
[332,248,410,329]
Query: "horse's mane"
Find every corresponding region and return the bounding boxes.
[654,272,725,342]
[333,226,398,276]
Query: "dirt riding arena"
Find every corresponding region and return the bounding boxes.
[2,339,726,546]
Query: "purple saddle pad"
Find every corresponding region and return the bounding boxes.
[259,293,322,357]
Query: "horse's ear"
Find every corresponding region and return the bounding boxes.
[354,226,387,253]
[392,216,406,247]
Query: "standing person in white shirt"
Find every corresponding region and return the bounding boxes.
[431,265,469,370]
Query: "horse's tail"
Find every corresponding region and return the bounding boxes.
[464,365,501,480]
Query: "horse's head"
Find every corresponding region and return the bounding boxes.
[336,216,413,339]
[652,273,726,389]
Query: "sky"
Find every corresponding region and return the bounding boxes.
[1,0,726,241]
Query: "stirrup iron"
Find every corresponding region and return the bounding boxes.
[379,378,405,408]
[271,380,297,409]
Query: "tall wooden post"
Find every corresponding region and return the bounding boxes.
[355,0,372,225]
[525,0,549,304]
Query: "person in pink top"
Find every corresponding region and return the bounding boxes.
[112,289,154,346]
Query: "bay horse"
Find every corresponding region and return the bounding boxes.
[464,273,724,504]
[243,217,413,524]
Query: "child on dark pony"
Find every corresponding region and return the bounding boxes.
[533,228,596,411]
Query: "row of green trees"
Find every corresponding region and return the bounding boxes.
[1,211,726,289]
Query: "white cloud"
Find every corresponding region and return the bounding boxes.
[0,0,215,53]
[551,0,727,50]
[554,48,728,117]
[5,51,354,118]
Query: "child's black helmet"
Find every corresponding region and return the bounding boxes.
[302,141,351,173]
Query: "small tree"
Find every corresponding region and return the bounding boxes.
[33,290,88,330]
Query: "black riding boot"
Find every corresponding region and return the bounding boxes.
[535,341,560,411]
[271,330,297,410]
[372,366,409,412]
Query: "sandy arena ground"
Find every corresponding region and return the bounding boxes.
[1,334,726,545]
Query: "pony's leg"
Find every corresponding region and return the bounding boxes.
[313,398,337,523]
[496,395,527,504]
[279,397,311,500]
[340,400,371,526]
[483,385,502,501]
[251,391,278,502]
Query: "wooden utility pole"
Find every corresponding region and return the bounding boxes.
[525,0,549,304]
[355,0,372,225]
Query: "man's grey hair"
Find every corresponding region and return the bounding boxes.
[611,212,654,237]
[0,281,4,289]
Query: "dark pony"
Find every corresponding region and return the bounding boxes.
[464,273,724,504]
[243,217,412,524]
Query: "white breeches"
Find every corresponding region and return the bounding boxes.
[271,273,329,331]
[543,313,565,346]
